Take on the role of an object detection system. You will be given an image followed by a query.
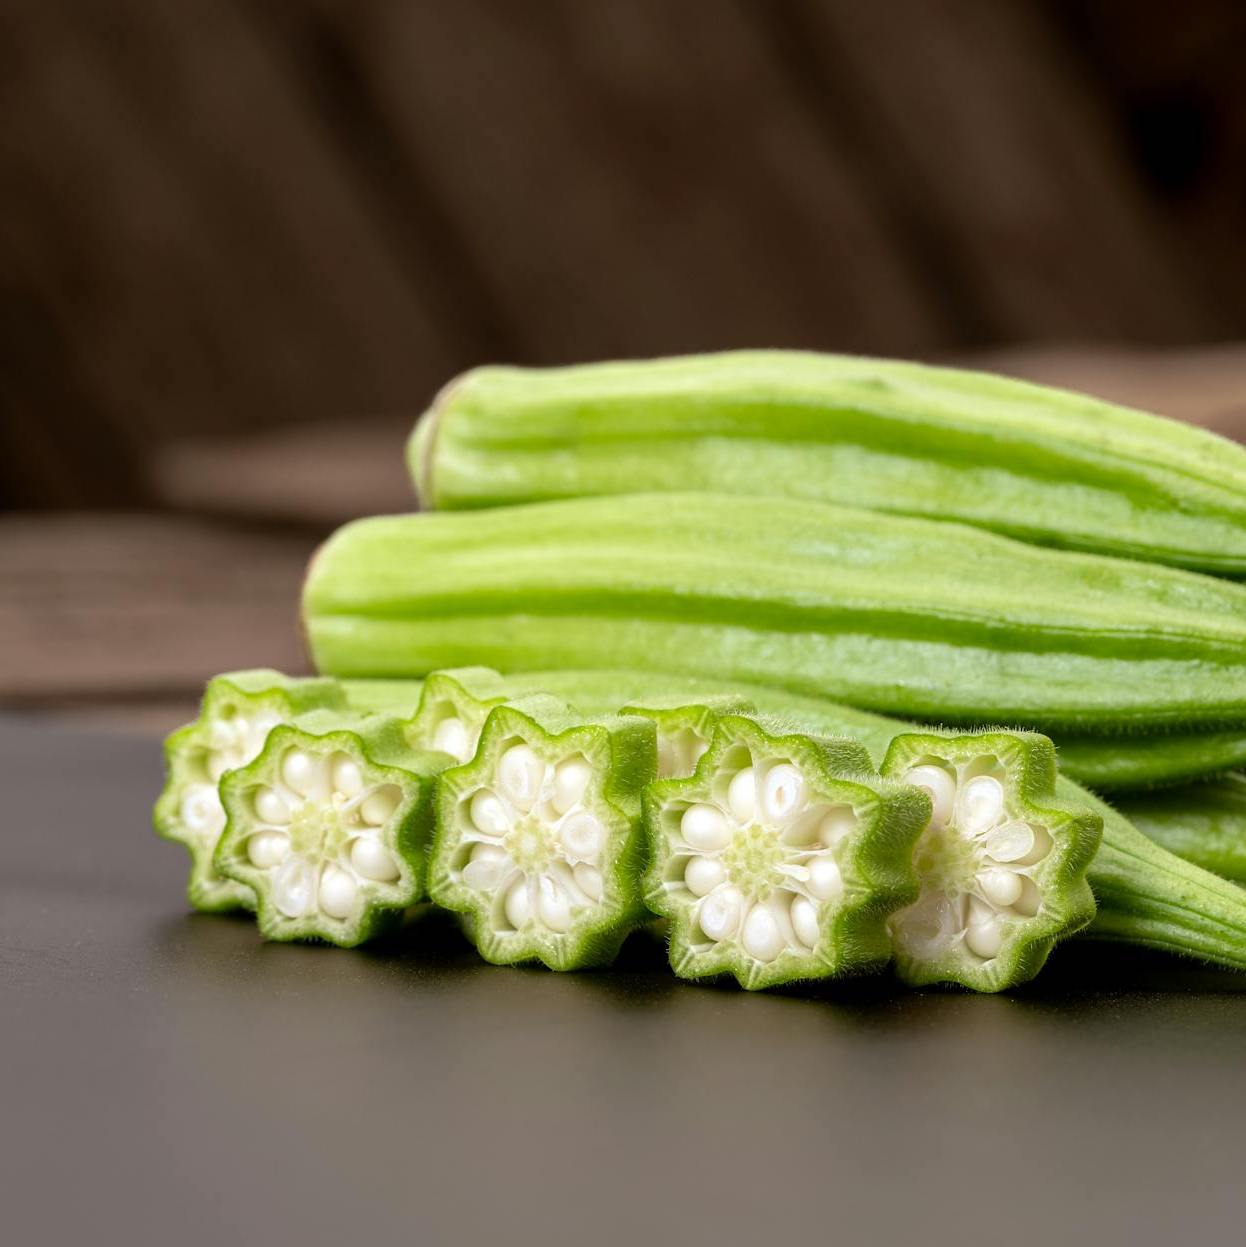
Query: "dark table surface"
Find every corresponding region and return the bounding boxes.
[4,716,1245,1246]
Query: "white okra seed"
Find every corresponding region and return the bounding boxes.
[959,775,1005,835]
[806,854,843,901]
[559,811,605,862]
[790,895,820,948]
[684,855,727,897]
[461,843,510,891]
[351,836,401,883]
[727,768,757,823]
[247,830,289,869]
[361,785,400,826]
[905,765,956,830]
[761,763,804,824]
[964,917,1004,960]
[255,787,290,825]
[978,867,1023,908]
[504,877,532,928]
[552,757,593,814]
[818,806,857,848]
[983,820,1035,863]
[538,875,573,932]
[319,866,358,920]
[681,803,729,851]
[468,789,510,836]
[207,718,236,750]
[497,745,544,812]
[573,863,603,901]
[247,713,282,753]
[281,750,318,797]
[181,784,225,835]
[273,858,315,918]
[697,886,744,942]
[432,716,472,762]
[332,757,364,798]
[742,903,785,962]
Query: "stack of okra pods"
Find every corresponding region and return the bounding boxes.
[156,352,1246,992]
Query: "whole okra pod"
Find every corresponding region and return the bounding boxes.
[411,351,1246,577]
[303,494,1246,737]
[1115,775,1246,887]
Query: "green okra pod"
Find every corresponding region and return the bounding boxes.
[215,709,447,946]
[411,351,1246,577]
[644,715,931,990]
[427,696,657,970]
[155,670,347,912]
[1114,775,1246,887]
[303,494,1246,736]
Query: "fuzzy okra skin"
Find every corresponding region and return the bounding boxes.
[215,710,448,946]
[428,697,658,970]
[155,670,347,912]
[303,494,1246,736]
[645,716,930,990]
[410,352,1246,576]
[1115,775,1246,887]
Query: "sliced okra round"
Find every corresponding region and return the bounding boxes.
[428,700,656,971]
[154,671,345,912]
[644,716,931,990]
[403,667,514,765]
[215,713,441,946]
[882,732,1101,992]
[619,695,755,779]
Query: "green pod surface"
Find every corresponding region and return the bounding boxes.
[402,669,1246,792]
[411,351,1246,576]
[303,494,1246,735]
[216,710,448,946]
[1115,775,1246,886]
[427,697,657,971]
[644,715,930,990]
[402,667,1246,974]
[155,670,346,912]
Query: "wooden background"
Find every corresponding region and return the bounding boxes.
[2,0,1245,731]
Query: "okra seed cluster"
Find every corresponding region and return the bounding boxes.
[667,754,857,965]
[180,710,283,840]
[452,743,606,935]
[244,748,404,923]
[893,759,1052,963]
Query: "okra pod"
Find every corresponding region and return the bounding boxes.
[1115,775,1246,887]
[427,696,657,970]
[411,352,1246,576]
[303,495,1246,736]
[644,715,931,989]
[155,670,347,911]
[215,710,446,946]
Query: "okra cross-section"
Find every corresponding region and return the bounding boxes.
[644,716,931,990]
[402,667,515,765]
[215,713,442,946]
[883,732,1101,991]
[154,670,345,912]
[428,700,656,970]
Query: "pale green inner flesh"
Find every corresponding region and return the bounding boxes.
[237,746,406,926]
[658,745,859,966]
[449,737,608,937]
[889,755,1053,963]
